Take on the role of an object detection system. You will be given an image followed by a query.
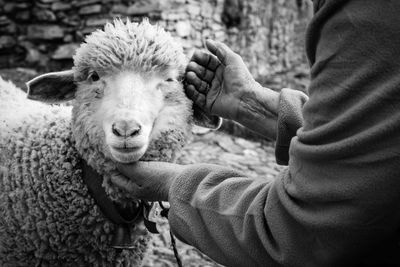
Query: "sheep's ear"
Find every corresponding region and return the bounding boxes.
[193,105,222,129]
[26,70,76,103]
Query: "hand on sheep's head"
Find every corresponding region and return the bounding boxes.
[185,39,280,140]
[185,39,259,121]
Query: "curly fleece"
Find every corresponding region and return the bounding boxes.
[0,19,192,266]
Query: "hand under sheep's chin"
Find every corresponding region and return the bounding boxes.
[109,145,147,163]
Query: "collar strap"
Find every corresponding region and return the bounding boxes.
[82,160,144,249]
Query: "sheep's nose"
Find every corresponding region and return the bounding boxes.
[111,120,141,137]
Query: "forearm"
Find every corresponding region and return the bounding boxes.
[235,82,279,140]
[168,164,280,267]
[234,83,308,155]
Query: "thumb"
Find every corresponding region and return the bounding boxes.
[116,161,186,201]
[117,161,185,183]
[116,161,150,184]
[205,39,240,66]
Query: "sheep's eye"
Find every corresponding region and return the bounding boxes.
[165,78,175,82]
[89,71,100,82]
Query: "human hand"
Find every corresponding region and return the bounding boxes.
[185,39,259,121]
[115,161,185,201]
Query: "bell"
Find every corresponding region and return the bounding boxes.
[111,224,135,249]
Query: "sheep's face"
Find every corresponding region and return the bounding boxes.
[74,69,187,163]
[26,19,220,166]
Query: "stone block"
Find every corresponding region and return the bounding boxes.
[52,43,80,60]
[186,5,201,16]
[0,16,11,26]
[0,23,17,34]
[112,3,160,16]
[86,17,109,27]
[63,34,74,42]
[33,8,57,21]
[51,2,71,11]
[126,3,160,15]
[27,25,65,40]
[161,12,187,21]
[73,0,100,7]
[111,4,126,14]
[0,35,16,49]
[35,2,51,9]
[3,3,15,13]
[15,10,30,21]
[38,0,59,3]
[81,26,97,35]
[79,4,102,15]
[62,15,80,26]
[15,2,32,9]
[175,21,191,37]
[25,47,42,64]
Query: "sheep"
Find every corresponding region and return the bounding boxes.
[0,19,221,267]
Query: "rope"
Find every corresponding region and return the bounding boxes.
[159,201,183,267]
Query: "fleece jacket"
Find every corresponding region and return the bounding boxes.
[168,0,400,266]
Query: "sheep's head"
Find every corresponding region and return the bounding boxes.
[26,19,220,165]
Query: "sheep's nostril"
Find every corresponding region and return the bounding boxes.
[111,121,141,138]
[112,123,123,137]
[126,124,141,137]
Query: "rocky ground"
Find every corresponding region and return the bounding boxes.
[143,128,284,267]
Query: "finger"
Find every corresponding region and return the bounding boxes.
[184,82,197,99]
[116,162,150,183]
[185,83,206,108]
[191,50,220,71]
[110,171,141,195]
[116,161,184,201]
[186,61,215,84]
[205,39,239,66]
[186,71,210,93]
[111,173,156,200]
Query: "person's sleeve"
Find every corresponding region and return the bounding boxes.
[275,88,308,165]
[168,0,400,266]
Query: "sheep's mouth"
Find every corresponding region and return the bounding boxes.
[111,146,141,153]
[109,145,147,163]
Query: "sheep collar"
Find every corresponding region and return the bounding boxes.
[81,159,157,249]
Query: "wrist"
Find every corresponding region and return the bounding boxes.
[236,82,279,139]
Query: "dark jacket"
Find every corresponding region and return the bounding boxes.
[168,0,400,266]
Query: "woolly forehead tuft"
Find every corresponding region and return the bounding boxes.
[73,19,187,77]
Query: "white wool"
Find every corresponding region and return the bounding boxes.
[0,77,71,140]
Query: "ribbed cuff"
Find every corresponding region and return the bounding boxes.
[275,88,308,165]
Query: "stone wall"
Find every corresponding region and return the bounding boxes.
[0,0,312,82]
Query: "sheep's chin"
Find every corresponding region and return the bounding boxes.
[109,146,147,163]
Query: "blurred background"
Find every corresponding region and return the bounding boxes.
[0,0,313,265]
[0,0,312,87]
[0,0,313,138]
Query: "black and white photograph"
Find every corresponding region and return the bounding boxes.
[0,0,399,266]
